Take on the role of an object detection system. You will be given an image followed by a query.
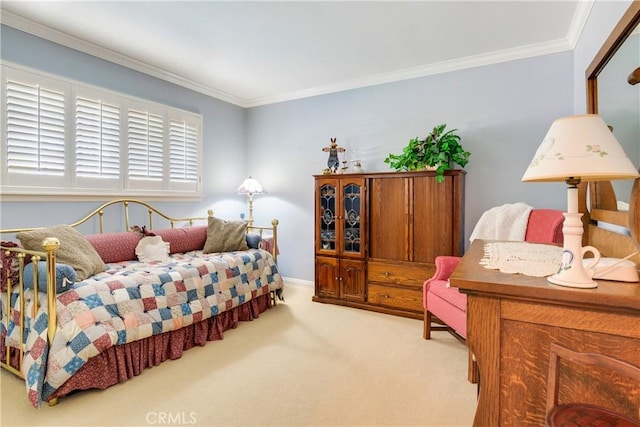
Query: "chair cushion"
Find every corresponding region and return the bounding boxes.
[427,288,467,338]
[428,279,467,312]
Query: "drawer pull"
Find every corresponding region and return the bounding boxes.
[384,272,390,276]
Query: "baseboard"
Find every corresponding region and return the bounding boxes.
[282,276,313,287]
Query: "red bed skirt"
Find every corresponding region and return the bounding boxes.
[3,293,272,402]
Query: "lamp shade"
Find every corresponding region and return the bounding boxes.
[522,115,639,183]
[236,176,266,195]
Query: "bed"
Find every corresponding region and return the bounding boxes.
[0,199,283,408]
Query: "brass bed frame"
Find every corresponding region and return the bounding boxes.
[1,199,279,396]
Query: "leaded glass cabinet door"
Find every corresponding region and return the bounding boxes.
[340,178,366,258]
[317,179,338,255]
[315,177,366,258]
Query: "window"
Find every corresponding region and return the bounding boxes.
[1,63,202,199]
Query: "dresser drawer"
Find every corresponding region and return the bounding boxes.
[368,260,434,286]
[367,283,423,312]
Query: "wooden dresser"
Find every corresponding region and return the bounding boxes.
[451,240,640,426]
[313,170,465,319]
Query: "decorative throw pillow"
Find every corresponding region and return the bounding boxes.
[203,217,249,253]
[16,225,106,281]
[23,262,76,294]
[135,235,170,263]
[153,226,207,254]
[85,232,142,263]
[246,233,262,249]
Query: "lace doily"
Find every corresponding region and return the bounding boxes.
[481,241,563,277]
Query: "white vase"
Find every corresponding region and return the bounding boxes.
[352,160,364,173]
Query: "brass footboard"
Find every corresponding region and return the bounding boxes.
[1,238,59,378]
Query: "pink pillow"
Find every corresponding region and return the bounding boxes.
[153,226,207,254]
[85,232,142,263]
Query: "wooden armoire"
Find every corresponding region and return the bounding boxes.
[313,170,465,319]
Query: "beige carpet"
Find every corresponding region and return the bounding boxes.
[1,282,477,427]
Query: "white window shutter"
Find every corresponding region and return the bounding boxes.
[76,96,120,178]
[169,119,198,183]
[6,80,65,176]
[128,109,164,181]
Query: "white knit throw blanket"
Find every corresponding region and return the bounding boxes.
[481,241,563,277]
[469,203,533,243]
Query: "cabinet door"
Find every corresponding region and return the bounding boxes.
[316,178,339,255]
[369,172,464,263]
[413,174,455,263]
[315,256,339,298]
[369,176,410,261]
[340,178,366,259]
[340,258,366,302]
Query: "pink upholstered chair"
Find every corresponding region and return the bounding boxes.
[423,209,564,383]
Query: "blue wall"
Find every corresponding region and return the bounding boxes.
[246,52,574,280]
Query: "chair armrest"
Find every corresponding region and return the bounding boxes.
[423,255,463,290]
[431,256,463,281]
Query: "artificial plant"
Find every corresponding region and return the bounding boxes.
[384,124,470,182]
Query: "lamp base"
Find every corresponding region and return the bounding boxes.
[547,211,601,289]
[547,271,597,289]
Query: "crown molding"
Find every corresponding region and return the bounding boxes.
[244,37,574,107]
[2,6,586,109]
[566,0,595,48]
[0,9,247,107]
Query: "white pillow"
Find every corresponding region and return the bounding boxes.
[135,235,170,263]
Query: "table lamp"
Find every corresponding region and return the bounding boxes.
[522,114,639,288]
[236,176,266,227]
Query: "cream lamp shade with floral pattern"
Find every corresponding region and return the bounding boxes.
[522,114,639,288]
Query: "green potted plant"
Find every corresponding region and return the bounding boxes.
[384,124,470,182]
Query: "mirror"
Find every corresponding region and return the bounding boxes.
[586,1,640,248]
[593,23,640,208]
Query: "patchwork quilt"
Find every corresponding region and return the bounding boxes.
[1,249,282,408]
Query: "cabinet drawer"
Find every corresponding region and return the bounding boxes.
[367,283,423,312]
[368,260,434,286]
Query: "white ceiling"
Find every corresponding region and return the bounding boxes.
[1,1,591,107]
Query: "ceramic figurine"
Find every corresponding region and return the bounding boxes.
[322,137,345,173]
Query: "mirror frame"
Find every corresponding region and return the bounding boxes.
[587,1,640,114]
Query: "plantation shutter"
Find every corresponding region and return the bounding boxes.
[76,96,120,179]
[2,63,202,198]
[169,119,198,183]
[5,79,65,177]
[128,109,164,181]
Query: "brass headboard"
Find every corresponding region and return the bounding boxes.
[0,199,208,235]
